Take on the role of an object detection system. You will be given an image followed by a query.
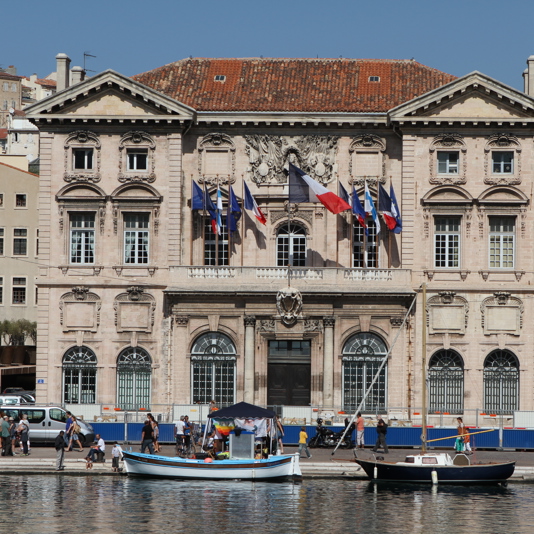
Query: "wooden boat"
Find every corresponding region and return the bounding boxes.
[122,450,302,481]
[354,452,515,485]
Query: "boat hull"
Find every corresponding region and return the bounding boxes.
[355,458,515,484]
[123,451,302,481]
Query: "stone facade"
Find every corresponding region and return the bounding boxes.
[24,58,534,425]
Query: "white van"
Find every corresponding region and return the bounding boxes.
[0,406,95,445]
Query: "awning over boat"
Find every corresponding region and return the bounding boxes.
[207,401,276,420]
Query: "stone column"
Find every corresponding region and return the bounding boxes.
[243,316,256,404]
[323,316,336,408]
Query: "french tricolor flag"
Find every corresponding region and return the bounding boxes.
[378,183,397,231]
[244,181,267,225]
[289,163,351,214]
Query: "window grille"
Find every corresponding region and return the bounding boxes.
[484,350,519,415]
[276,223,306,267]
[428,350,464,414]
[342,332,388,412]
[353,219,378,267]
[62,346,97,404]
[116,347,152,410]
[191,332,236,405]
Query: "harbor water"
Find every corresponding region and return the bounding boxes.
[1,475,532,534]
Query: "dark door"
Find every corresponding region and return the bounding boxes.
[267,340,311,406]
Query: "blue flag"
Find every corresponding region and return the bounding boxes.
[352,186,368,236]
[205,190,218,235]
[226,186,241,234]
[192,180,205,210]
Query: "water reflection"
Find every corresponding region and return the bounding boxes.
[1,476,532,534]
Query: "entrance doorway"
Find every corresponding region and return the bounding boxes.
[267,340,311,406]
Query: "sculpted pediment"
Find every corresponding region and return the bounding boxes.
[390,72,534,122]
[63,91,158,117]
[422,186,473,205]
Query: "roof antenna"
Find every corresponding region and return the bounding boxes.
[84,52,97,73]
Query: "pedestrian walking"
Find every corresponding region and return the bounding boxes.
[111,442,123,472]
[1,415,11,456]
[55,431,66,470]
[298,426,312,459]
[67,416,84,452]
[275,415,285,454]
[372,416,389,454]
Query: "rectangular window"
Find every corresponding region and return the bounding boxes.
[0,193,3,207]
[437,152,459,174]
[70,213,95,264]
[489,216,515,269]
[124,213,149,264]
[73,148,94,170]
[127,149,148,171]
[13,228,28,255]
[0,228,4,256]
[12,277,26,305]
[0,277,3,304]
[15,194,27,207]
[434,217,460,268]
[353,220,379,268]
[204,218,229,266]
[492,152,513,174]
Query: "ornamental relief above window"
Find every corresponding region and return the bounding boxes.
[59,286,101,332]
[118,131,156,184]
[348,134,386,187]
[198,133,236,185]
[484,134,522,185]
[480,292,523,335]
[429,134,467,185]
[114,286,156,333]
[64,130,101,183]
[245,134,339,186]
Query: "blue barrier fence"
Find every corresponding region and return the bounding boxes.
[90,423,534,449]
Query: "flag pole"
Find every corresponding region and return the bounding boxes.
[241,174,245,268]
[335,173,339,267]
[287,171,292,288]
[202,178,207,266]
[350,185,354,269]
[363,179,368,269]
[227,182,232,266]
[215,175,219,267]
[388,176,392,269]
[190,174,194,265]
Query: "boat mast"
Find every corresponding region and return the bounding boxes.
[421,282,427,453]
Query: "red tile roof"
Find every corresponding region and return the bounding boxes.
[133,58,456,113]
[36,78,56,87]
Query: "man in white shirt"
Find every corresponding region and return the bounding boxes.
[174,416,185,454]
[86,434,105,462]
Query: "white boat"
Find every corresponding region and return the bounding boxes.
[123,450,302,481]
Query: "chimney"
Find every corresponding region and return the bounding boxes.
[56,53,71,91]
[71,66,86,85]
[527,56,534,97]
[523,69,529,95]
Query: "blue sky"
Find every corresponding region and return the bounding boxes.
[3,0,534,91]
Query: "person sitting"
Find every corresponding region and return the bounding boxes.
[86,434,105,462]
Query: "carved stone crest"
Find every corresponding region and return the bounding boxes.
[198,133,236,185]
[245,135,339,185]
[276,286,303,326]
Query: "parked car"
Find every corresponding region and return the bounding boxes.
[0,395,34,405]
[2,387,25,395]
[0,406,95,445]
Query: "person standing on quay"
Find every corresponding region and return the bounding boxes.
[18,414,30,456]
[356,412,365,449]
[55,431,66,470]
[372,417,388,454]
[298,426,312,459]
[141,420,155,454]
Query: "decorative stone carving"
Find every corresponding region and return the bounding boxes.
[198,133,236,185]
[118,131,156,183]
[429,134,467,185]
[304,319,323,332]
[423,208,430,238]
[426,291,469,335]
[270,208,313,227]
[64,130,101,183]
[114,287,156,333]
[244,316,256,327]
[483,133,522,185]
[258,319,276,332]
[276,286,303,326]
[323,316,336,328]
[481,292,523,335]
[60,287,101,332]
[245,135,339,185]
[390,316,404,327]
[173,315,189,326]
[348,134,386,186]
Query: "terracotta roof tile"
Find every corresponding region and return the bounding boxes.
[132,58,456,113]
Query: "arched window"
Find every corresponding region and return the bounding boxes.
[62,346,97,404]
[116,347,152,410]
[277,223,306,267]
[428,350,464,414]
[191,332,236,405]
[342,332,387,412]
[484,350,519,414]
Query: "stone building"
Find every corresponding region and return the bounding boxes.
[24,54,534,424]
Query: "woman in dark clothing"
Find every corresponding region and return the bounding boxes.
[372,417,389,453]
